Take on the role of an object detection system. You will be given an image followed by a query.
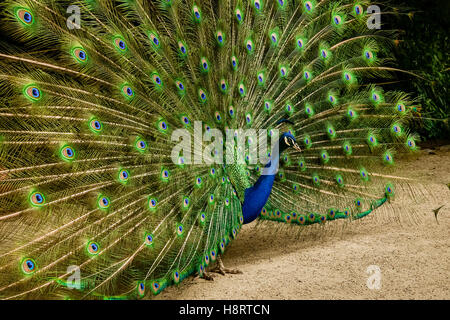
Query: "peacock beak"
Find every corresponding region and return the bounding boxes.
[292,142,302,152]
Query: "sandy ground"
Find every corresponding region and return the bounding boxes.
[156,144,450,300]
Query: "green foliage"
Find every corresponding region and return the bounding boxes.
[385,0,450,139]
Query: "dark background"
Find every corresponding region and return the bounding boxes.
[380,0,449,141]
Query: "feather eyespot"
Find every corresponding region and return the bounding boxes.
[296,37,305,50]
[21,258,36,274]
[329,95,336,104]
[29,191,45,207]
[198,89,207,102]
[320,49,329,59]
[327,126,336,139]
[328,209,336,219]
[182,197,190,208]
[24,85,42,101]
[231,56,238,70]
[138,282,145,297]
[158,120,168,132]
[245,39,253,53]
[396,103,406,113]
[151,72,163,88]
[209,194,214,204]
[192,5,202,21]
[367,134,377,146]
[98,195,110,210]
[161,168,170,181]
[118,169,130,184]
[383,151,394,165]
[60,145,75,162]
[239,83,247,97]
[135,138,147,152]
[72,47,88,63]
[176,224,184,236]
[87,241,100,255]
[178,41,187,56]
[271,33,278,45]
[200,57,209,72]
[113,37,127,52]
[360,168,369,181]
[214,111,222,122]
[279,66,287,77]
[320,150,329,163]
[391,123,402,136]
[385,184,394,196]
[89,118,103,133]
[303,70,311,80]
[333,15,342,25]
[406,138,416,150]
[181,116,190,125]
[175,80,185,93]
[220,79,228,92]
[148,197,157,210]
[151,281,160,294]
[199,212,206,225]
[343,143,352,155]
[336,175,344,186]
[312,174,320,185]
[343,71,354,83]
[148,32,160,49]
[347,108,357,120]
[354,5,363,15]
[235,8,243,23]
[254,0,263,11]
[364,50,374,60]
[145,234,154,246]
[298,214,306,224]
[308,213,316,222]
[122,85,134,99]
[304,1,313,12]
[216,31,225,45]
[173,270,180,283]
[16,8,34,25]
[245,113,252,124]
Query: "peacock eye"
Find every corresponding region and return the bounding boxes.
[333,15,342,25]
[72,47,88,62]
[193,6,201,20]
[114,37,127,51]
[118,169,130,183]
[304,1,313,12]
[61,145,75,161]
[29,191,45,207]
[87,241,100,255]
[16,8,34,25]
[21,258,36,274]
[122,85,134,98]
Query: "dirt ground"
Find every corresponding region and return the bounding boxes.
[156,144,450,300]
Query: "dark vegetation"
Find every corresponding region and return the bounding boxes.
[381,0,450,141]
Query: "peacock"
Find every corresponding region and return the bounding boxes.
[0,0,424,299]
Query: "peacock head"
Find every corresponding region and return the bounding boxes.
[279,132,302,153]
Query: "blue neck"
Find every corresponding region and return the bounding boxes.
[241,138,288,224]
